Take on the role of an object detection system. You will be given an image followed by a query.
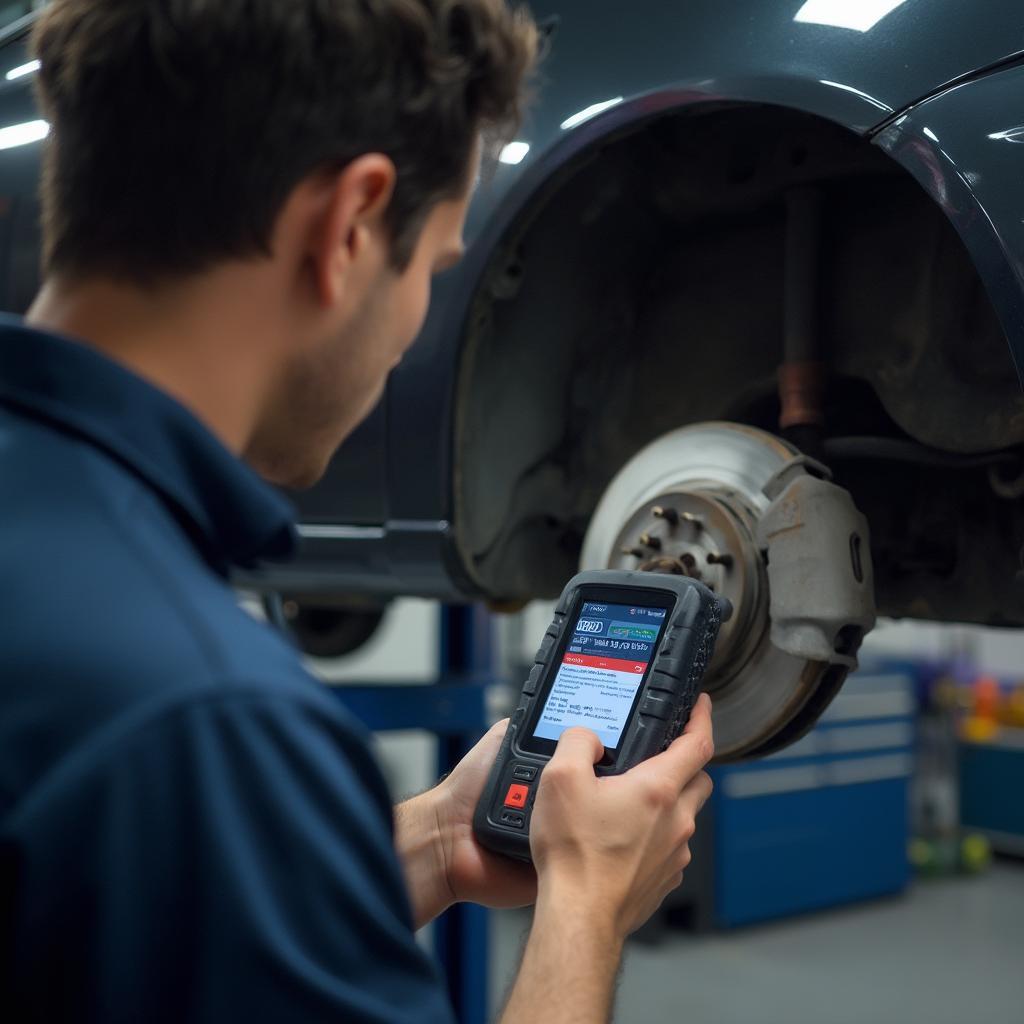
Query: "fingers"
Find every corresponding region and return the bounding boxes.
[664,773,712,858]
[548,726,605,770]
[656,871,685,912]
[458,718,509,764]
[667,692,715,777]
[453,718,509,770]
[480,717,510,751]
[681,770,714,815]
[683,692,714,741]
[474,849,539,909]
[635,694,715,791]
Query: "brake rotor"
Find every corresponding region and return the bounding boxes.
[581,422,847,761]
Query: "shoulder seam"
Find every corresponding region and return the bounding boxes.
[3,411,235,676]
[117,484,231,673]
[79,453,232,675]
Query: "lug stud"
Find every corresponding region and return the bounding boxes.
[638,532,662,551]
[707,552,733,568]
[651,505,680,526]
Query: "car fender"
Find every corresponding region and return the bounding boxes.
[370,1,1024,596]
[874,61,1024,382]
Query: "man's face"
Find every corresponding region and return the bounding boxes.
[247,176,471,489]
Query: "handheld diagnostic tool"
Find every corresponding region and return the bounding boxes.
[473,569,731,861]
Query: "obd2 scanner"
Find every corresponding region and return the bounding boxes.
[474,569,731,861]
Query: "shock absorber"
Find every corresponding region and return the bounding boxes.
[779,186,825,460]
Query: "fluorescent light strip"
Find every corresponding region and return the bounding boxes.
[560,97,623,131]
[0,119,49,150]
[795,0,908,32]
[5,59,40,81]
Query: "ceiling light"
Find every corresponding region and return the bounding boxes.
[0,119,49,150]
[498,141,530,165]
[795,0,908,32]
[5,59,40,81]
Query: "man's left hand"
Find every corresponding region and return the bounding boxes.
[394,719,537,929]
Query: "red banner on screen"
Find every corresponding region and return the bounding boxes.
[561,652,647,674]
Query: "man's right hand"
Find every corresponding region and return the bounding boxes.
[499,694,714,1024]
[530,691,715,937]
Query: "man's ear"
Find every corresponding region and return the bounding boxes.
[312,153,397,308]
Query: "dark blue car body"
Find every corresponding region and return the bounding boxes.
[3,1,1024,618]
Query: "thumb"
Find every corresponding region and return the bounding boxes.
[548,726,605,770]
[476,717,510,759]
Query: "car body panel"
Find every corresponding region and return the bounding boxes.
[301,0,1024,599]
[876,62,1024,381]
[2,2,1024,597]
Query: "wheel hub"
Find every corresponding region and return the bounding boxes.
[611,488,767,695]
[581,422,873,761]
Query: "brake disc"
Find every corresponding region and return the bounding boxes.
[581,422,875,761]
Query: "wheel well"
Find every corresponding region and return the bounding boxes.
[453,102,1024,621]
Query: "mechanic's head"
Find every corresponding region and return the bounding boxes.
[30,0,537,487]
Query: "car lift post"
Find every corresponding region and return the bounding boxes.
[434,604,494,1024]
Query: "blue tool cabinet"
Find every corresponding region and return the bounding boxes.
[711,670,915,927]
[959,730,1024,855]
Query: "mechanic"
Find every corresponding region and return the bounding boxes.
[0,2,714,1022]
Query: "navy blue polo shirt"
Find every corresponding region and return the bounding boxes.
[0,318,454,1024]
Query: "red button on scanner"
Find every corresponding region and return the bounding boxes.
[504,783,529,809]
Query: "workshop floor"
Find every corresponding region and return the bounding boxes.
[489,860,1023,1024]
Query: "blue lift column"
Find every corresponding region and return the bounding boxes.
[434,604,494,1024]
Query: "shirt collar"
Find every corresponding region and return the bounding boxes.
[0,316,297,572]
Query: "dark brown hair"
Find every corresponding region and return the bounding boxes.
[31,0,537,280]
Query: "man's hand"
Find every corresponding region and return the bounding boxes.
[394,719,536,929]
[500,694,715,1024]
[435,718,538,909]
[529,692,715,936]
[396,691,713,949]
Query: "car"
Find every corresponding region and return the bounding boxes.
[3,1,1024,757]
